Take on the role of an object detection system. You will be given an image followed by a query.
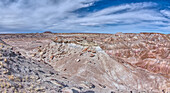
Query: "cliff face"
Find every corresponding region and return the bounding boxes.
[1,33,170,93]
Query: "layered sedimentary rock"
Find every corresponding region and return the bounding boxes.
[1,33,170,93]
[102,33,170,77]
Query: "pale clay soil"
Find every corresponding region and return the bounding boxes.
[0,33,169,93]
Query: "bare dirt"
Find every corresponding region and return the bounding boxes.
[0,33,169,93]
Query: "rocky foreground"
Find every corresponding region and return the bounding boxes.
[0,33,169,93]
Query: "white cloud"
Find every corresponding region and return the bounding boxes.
[0,1,169,33]
[89,2,157,17]
[160,10,170,17]
[65,2,167,28]
[68,10,167,26]
[0,0,98,30]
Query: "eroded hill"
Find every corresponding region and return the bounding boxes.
[0,33,169,93]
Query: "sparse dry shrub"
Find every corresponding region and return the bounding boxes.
[8,75,14,81]
[4,58,7,62]
[3,70,9,74]
[0,61,3,66]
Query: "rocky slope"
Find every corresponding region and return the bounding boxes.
[0,39,97,93]
[1,33,170,93]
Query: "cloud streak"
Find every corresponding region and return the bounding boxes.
[161,10,170,18]
[0,0,170,34]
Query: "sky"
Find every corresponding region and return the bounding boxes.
[0,0,170,34]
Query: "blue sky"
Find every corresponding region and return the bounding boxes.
[0,0,170,34]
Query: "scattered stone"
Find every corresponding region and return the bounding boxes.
[62,76,67,79]
[80,53,83,56]
[39,52,44,56]
[92,50,96,53]
[98,84,106,88]
[16,51,21,56]
[50,55,54,60]
[72,89,79,93]
[62,88,73,93]
[90,54,95,57]
[31,53,36,57]
[76,59,80,62]
[38,49,41,52]
[82,47,89,52]
[71,87,80,93]
[88,50,91,52]
[64,69,67,71]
